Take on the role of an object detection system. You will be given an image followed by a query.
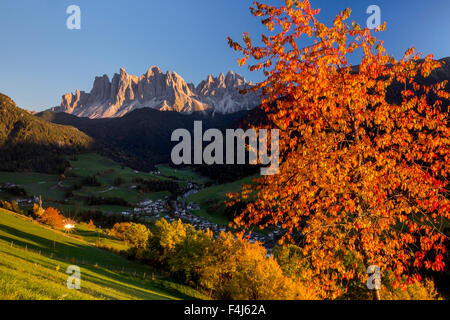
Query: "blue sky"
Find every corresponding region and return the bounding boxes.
[0,0,449,111]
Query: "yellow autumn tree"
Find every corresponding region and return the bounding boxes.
[32,203,45,218]
[110,222,150,248]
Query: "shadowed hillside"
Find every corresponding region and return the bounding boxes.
[38,108,249,171]
[0,94,94,173]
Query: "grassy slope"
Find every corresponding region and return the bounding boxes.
[67,154,172,213]
[0,154,174,214]
[0,172,64,200]
[187,175,256,226]
[0,152,257,226]
[70,223,128,252]
[0,154,213,215]
[156,164,211,185]
[0,208,206,300]
[71,154,169,183]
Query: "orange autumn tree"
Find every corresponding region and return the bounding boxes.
[227,0,449,299]
[40,207,65,229]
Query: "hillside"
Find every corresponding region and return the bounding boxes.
[37,108,250,171]
[0,153,194,223]
[0,207,204,300]
[0,94,94,173]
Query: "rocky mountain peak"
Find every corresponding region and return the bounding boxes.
[52,67,259,118]
[145,66,163,78]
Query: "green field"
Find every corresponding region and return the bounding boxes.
[187,175,257,226]
[69,154,173,204]
[0,154,176,214]
[156,164,211,185]
[0,172,66,200]
[0,154,215,217]
[0,208,206,300]
[70,223,128,252]
[71,154,170,183]
[0,152,254,231]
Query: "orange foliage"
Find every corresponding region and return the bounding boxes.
[40,207,65,229]
[228,0,449,299]
[87,219,96,230]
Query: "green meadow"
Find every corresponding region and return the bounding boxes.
[156,164,211,185]
[0,208,206,300]
[187,175,256,226]
[0,153,177,214]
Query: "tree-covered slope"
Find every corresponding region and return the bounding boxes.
[0,94,94,173]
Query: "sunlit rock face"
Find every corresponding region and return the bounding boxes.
[52,67,260,118]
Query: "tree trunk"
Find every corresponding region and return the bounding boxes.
[372,288,381,300]
[357,232,382,300]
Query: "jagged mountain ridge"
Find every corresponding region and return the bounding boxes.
[51,67,260,118]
